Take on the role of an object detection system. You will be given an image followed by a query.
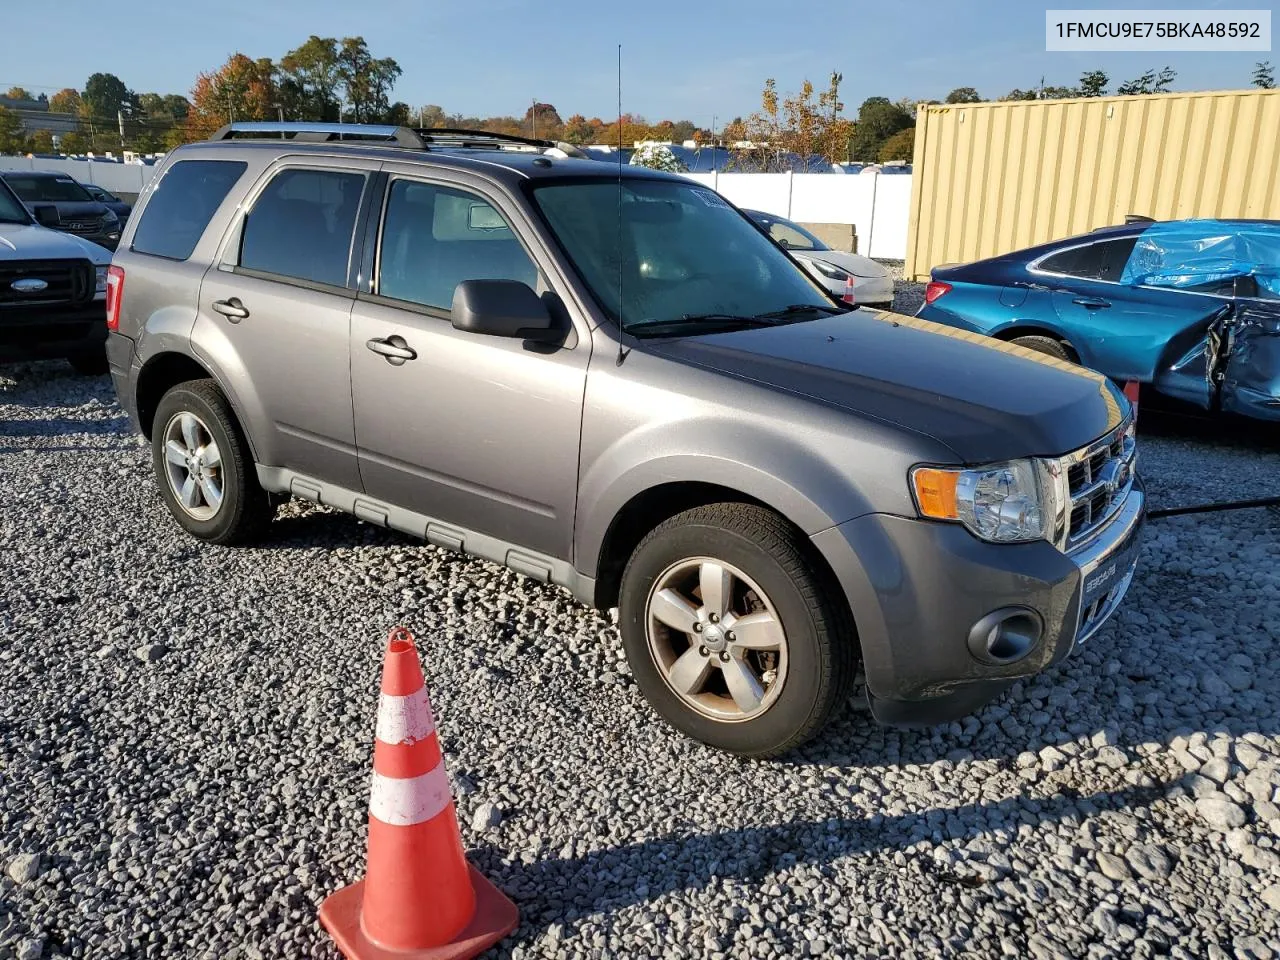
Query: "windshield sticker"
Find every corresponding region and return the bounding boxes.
[694,189,730,208]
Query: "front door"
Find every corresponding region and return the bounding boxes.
[195,159,378,490]
[350,175,589,559]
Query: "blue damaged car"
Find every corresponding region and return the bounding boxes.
[918,219,1280,421]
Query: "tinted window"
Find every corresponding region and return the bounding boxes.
[533,179,832,332]
[377,180,539,310]
[763,218,824,252]
[131,159,247,261]
[1039,237,1138,282]
[5,175,92,202]
[0,180,29,223]
[239,168,366,287]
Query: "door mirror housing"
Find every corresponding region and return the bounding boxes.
[31,203,60,228]
[451,279,558,342]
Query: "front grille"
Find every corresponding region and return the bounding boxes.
[0,259,94,306]
[1061,418,1136,550]
[61,217,104,236]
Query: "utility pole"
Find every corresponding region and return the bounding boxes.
[419,105,425,128]
[276,104,285,123]
[531,98,537,139]
[117,110,125,150]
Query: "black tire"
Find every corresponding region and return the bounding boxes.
[619,503,856,758]
[150,379,274,545]
[1010,335,1074,363]
[67,350,109,376]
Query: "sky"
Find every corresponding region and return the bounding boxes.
[0,0,1271,124]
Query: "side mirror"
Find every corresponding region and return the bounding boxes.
[31,203,60,228]
[451,279,558,342]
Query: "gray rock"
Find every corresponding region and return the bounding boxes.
[133,642,167,662]
[1196,796,1248,831]
[471,802,502,832]
[7,852,41,884]
[1262,885,1280,912]
[15,940,43,960]
[1125,843,1174,879]
[1200,758,1231,785]
[1096,852,1132,880]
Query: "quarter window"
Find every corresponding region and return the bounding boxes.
[130,159,247,261]
[1038,237,1138,283]
[376,180,539,311]
[239,168,367,287]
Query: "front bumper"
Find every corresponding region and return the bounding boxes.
[0,302,108,363]
[812,481,1145,726]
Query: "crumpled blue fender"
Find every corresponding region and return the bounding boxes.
[1221,301,1280,420]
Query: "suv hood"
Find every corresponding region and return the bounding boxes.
[0,222,111,263]
[645,311,1126,464]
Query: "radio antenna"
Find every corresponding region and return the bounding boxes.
[615,43,627,367]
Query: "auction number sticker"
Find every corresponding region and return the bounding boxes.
[1046,9,1271,50]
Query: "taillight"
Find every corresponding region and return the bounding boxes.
[105,265,124,331]
[923,281,952,304]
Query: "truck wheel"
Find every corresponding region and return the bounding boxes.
[150,379,274,545]
[67,350,109,376]
[1010,335,1074,363]
[619,503,856,758]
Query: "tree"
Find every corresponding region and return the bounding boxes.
[5,86,35,102]
[48,88,82,113]
[186,54,278,141]
[562,113,598,143]
[416,104,447,128]
[83,72,138,120]
[524,102,563,138]
[1079,70,1109,97]
[1117,66,1175,96]
[630,143,685,172]
[60,131,89,154]
[817,72,855,163]
[25,130,55,153]
[278,36,342,121]
[336,37,401,122]
[847,96,912,162]
[0,107,25,153]
[1254,61,1275,89]
[878,128,915,163]
[945,87,982,103]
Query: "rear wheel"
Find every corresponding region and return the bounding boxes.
[150,379,274,544]
[619,503,856,758]
[1010,335,1074,363]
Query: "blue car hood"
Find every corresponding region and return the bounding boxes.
[646,310,1126,463]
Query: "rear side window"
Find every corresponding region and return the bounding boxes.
[239,168,367,288]
[131,159,247,261]
[1038,237,1138,282]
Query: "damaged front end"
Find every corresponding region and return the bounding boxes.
[1126,220,1280,420]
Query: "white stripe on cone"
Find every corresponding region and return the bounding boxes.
[375,688,437,745]
[369,764,453,826]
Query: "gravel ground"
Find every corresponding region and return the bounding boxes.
[2,355,1279,960]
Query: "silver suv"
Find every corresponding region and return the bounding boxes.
[106,122,1144,757]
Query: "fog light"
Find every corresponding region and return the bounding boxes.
[967,608,1042,665]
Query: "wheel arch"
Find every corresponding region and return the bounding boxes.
[135,350,260,460]
[991,323,1080,361]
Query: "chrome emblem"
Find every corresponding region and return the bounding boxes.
[10,277,48,293]
[67,222,86,230]
[1096,459,1124,497]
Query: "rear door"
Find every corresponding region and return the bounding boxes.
[1037,236,1226,403]
[196,157,380,490]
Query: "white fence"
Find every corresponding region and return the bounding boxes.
[0,155,157,196]
[0,155,915,259]
[684,171,913,260]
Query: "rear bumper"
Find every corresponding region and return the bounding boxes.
[106,332,141,428]
[0,303,108,362]
[812,482,1144,726]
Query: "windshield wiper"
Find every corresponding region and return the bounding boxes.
[625,314,783,337]
[755,302,845,320]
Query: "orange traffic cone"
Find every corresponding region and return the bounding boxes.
[842,275,857,305]
[319,627,519,959]
[1124,381,1140,422]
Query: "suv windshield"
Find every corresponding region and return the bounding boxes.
[0,180,31,223]
[5,175,93,203]
[531,178,838,336]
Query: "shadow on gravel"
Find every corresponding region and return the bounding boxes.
[0,416,130,440]
[477,780,1171,936]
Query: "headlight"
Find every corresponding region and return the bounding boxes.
[809,259,852,282]
[102,209,119,225]
[911,459,1057,544]
[95,265,108,296]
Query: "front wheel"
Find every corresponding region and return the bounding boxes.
[619,504,856,757]
[150,379,274,545]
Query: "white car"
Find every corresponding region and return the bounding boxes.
[745,209,895,309]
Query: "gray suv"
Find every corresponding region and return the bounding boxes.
[106,122,1144,757]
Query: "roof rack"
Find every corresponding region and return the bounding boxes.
[209,121,427,148]
[414,128,553,150]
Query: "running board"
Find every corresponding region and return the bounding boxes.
[256,465,595,605]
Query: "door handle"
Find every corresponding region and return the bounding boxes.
[366,336,417,364]
[1071,297,1111,309]
[211,298,249,321]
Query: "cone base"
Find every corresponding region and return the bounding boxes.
[320,864,519,960]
